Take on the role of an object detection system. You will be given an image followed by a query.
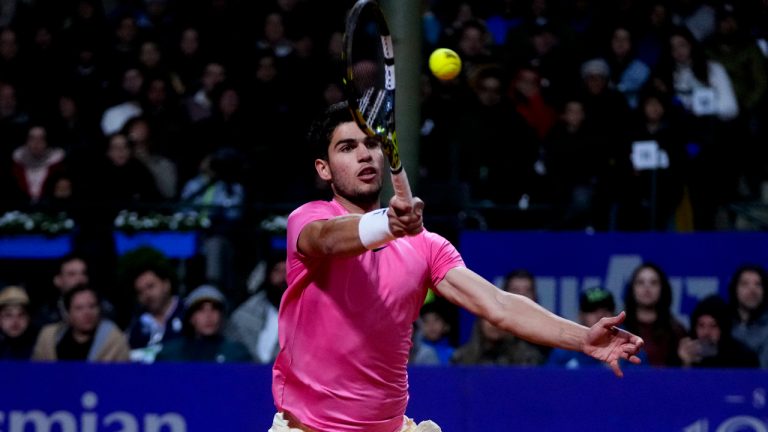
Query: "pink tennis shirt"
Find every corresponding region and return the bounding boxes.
[272,199,464,432]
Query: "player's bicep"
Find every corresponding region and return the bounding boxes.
[296,216,366,257]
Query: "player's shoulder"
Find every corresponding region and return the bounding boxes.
[289,200,343,219]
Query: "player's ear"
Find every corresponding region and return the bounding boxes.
[315,158,332,181]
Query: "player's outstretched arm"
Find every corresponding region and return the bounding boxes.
[436,267,644,377]
[297,196,424,257]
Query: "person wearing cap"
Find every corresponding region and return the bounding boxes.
[155,285,251,363]
[0,286,39,360]
[32,285,130,362]
[547,287,640,369]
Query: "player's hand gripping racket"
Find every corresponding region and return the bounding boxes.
[343,0,412,202]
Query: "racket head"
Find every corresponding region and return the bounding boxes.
[343,0,401,173]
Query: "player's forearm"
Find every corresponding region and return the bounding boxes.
[494,295,589,352]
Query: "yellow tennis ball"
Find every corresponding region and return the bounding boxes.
[429,48,462,81]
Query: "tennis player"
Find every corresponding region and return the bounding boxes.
[269,102,644,432]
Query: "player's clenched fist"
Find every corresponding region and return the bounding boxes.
[388,196,424,237]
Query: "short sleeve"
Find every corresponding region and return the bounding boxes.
[422,231,464,288]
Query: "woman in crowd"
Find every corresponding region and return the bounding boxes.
[623,262,686,366]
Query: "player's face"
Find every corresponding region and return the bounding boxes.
[189,302,221,337]
[736,271,763,312]
[317,121,384,207]
[633,267,662,308]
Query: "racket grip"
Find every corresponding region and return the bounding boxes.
[391,168,413,201]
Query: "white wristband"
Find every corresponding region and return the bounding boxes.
[358,208,395,249]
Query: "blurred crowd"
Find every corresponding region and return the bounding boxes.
[0,0,764,233]
[0,0,766,366]
[2,252,766,369]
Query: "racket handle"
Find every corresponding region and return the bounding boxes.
[391,168,413,201]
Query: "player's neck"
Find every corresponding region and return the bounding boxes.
[333,193,381,214]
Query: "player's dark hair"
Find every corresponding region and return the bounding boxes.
[307,101,354,161]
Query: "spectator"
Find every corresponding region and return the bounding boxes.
[23,23,67,122]
[36,254,89,326]
[544,98,599,229]
[604,25,651,109]
[100,66,145,136]
[183,61,226,123]
[123,116,177,199]
[670,0,716,42]
[171,27,207,96]
[577,58,632,230]
[0,286,39,360]
[453,19,497,79]
[409,320,440,366]
[107,14,143,78]
[65,43,110,123]
[728,265,768,368]
[635,2,674,69]
[32,285,129,362]
[0,82,30,161]
[416,301,455,365]
[225,257,286,364]
[705,6,768,199]
[255,12,293,59]
[136,40,183,95]
[621,91,685,230]
[125,262,184,363]
[157,285,251,363]
[453,316,543,366]
[652,26,739,229]
[99,132,161,205]
[623,263,687,366]
[11,125,65,204]
[501,269,550,363]
[192,84,253,166]
[140,77,186,150]
[503,269,537,301]
[678,295,758,368]
[48,93,101,158]
[456,65,538,205]
[548,286,642,369]
[508,66,557,141]
[180,148,244,296]
[0,27,23,88]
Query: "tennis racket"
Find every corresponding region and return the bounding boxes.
[343,0,412,202]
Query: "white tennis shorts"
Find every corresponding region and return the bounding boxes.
[268,412,442,432]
